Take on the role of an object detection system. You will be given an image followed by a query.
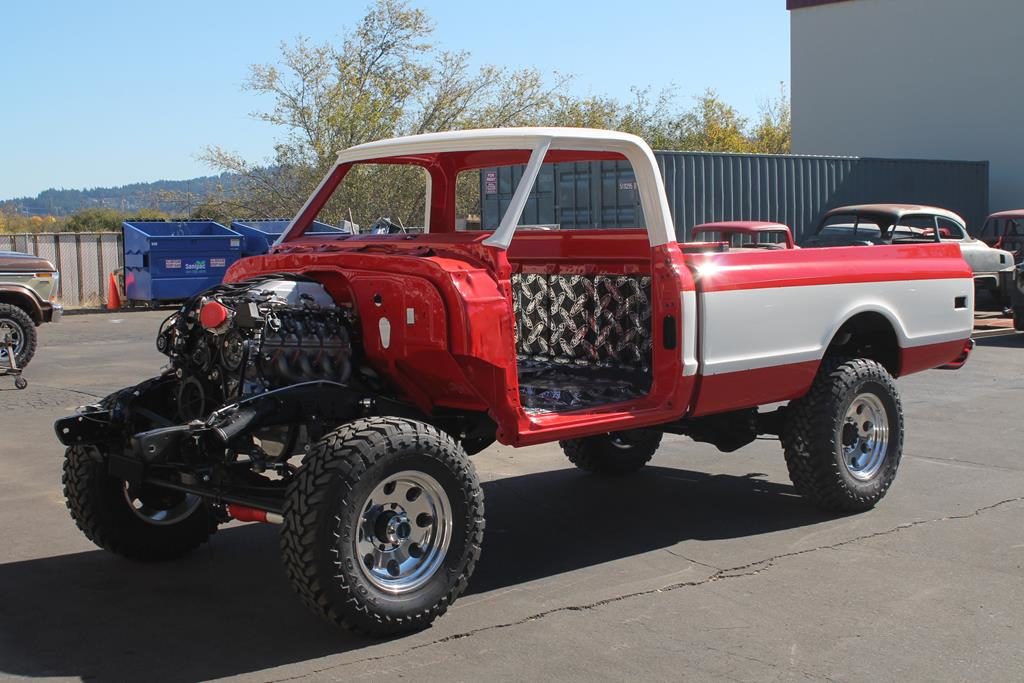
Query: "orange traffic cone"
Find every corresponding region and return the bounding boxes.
[106,272,121,311]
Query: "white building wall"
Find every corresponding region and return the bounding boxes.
[791,0,1024,215]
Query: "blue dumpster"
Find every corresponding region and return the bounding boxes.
[231,219,350,256]
[123,220,243,304]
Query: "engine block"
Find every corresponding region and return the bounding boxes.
[157,277,355,420]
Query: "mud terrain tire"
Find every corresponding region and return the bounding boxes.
[782,358,904,513]
[0,303,37,369]
[62,445,217,560]
[280,417,484,636]
[560,429,663,476]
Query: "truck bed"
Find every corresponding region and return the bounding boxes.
[249,229,972,442]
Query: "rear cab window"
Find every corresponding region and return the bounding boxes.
[471,161,646,232]
[818,214,884,241]
[935,217,967,241]
[891,215,940,243]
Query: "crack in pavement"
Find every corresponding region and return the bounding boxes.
[701,644,832,682]
[663,548,723,571]
[908,453,1024,473]
[36,384,103,399]
[269,496,1024,682]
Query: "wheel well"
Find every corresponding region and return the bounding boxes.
[0,291,41,324]
[825,312,900,376]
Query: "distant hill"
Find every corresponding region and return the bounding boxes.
[2,174,242,217]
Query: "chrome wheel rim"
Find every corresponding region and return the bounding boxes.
[0,318,25,359]
[841,393,890,481]
[354,470,452,594]
[610,432,646,450]
[123,483,202,525]
[610,435,634,450]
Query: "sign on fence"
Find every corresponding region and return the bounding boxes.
[0,232,122,308]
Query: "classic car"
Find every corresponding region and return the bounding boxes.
[803,204,1014,299]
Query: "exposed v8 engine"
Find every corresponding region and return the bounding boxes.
[156,275,356,421]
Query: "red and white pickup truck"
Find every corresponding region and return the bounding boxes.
[56,128,975,635]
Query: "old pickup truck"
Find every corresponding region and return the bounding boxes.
[55,128,974,635]
[1,250,61,371]
[691,220,796,249]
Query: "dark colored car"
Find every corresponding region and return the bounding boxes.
[0,251,62,368]
[977,210,1024,263]
[1011,264,1024,331]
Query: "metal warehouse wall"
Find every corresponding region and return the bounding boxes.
[791,0,1022,212]
[480,152,989,240]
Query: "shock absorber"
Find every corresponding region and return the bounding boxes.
[226,503,283,524]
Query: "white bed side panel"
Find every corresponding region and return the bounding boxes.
[681,290,698,376]
[698,278,973,376]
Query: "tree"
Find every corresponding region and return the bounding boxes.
[63,208,168,233]
[201,0,566,226]
[749,84,792,154]
[671,89,753,153]
[64,208,127,233]
[200,0,791,224]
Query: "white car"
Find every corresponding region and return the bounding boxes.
[806,204,1014,298]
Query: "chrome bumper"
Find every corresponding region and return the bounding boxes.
[45,302,63,323]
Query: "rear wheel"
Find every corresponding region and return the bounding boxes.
[560,429,662,476]
[62,445,217,560]
[0,303,37,369]
[782,358,904,512]
[280,417,484,635]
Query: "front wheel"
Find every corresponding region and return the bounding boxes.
[62,446,218,560]
[280,417,484,636]
[781,358,904,513]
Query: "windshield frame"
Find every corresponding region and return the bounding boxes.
[275,130,675,250]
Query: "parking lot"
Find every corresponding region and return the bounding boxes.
[1,311,1022,682]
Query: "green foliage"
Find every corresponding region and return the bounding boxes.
[0,207,171,235]
[63,207,168,233]
[201,0,569,225]
[749,84,792,154]
[0,210,64,234]
[674,89,753,152]
[64,208,128,233]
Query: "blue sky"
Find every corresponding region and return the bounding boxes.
[0,1,790,200]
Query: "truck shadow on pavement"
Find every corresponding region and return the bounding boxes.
[975,333,1023,349]
[0,465,828,682]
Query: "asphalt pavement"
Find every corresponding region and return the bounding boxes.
[1,311,1021,682]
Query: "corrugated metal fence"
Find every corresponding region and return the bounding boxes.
[482,151,990,240]
[0,232,122,308]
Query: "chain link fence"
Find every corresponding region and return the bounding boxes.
[0,232,122,308]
